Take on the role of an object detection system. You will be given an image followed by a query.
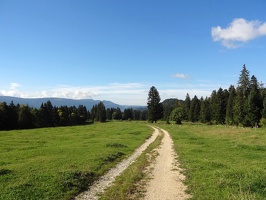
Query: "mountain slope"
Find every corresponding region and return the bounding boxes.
[0,96,146,110]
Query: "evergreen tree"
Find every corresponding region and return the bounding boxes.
[133,110,141,120]
[69,106,78,125]
[0,102,9,130]
[96,101,106,122]
[238,64,250,98]
[112,107,122,120]
[77,105,88,124]
[246,75,262,127]
[90,105,97,122]
[58,106,69,126]
[189,95,200,122]
[7,101,19,129]
[182,93,191,121]
[106,108,112,120]
[123,108,133,120]
[234,65,251,126]
[200,97,211,123]
[262,97,266,119]
[147,86,163,122]
[225,85,236,125]
[18,104,35,129]
[233,87,245,126]
[140,110,148,120]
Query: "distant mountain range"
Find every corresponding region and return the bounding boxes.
[0,96,146,110]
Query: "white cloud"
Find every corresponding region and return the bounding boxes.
[211,18,266,48]
[172,73,189,79]
[10,82,21,90]
[0,83,26,97]
[0,81,230,106]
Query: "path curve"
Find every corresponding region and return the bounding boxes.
[144,127,190,200]
[75,126,159,200]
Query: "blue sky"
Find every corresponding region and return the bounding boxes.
[1,0,266,105]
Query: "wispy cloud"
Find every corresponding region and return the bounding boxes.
[211,18,266,48]
[172,73,189,79]
[0,82,149,105]
[0,81,231,105]
[10,82,21,90]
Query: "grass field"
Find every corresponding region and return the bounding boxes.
[0,122,152,200]
[157,123,266,200]
[1,121,265,200]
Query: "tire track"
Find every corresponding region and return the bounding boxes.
[143,127,191,200]
[75,126,159,200]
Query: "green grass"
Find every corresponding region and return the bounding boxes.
[157,123,266,200]
[0,121,151,200]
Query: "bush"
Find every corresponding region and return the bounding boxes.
[259,118,266,127]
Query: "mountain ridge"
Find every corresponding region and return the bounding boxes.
[0,96,146,110]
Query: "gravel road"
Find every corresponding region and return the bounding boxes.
[143,127,190,200]
[75,126,159,200]
[75,126,190,200]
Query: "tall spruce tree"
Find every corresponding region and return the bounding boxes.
[183,93,191,121]
[200,97,211,123]
[96,101,106,122]
[225,85,236,125]
[189,95,200,122]
[238,64,250,98]
[246,75,262,127]
[234,65,251,126]
[147,86,163,122]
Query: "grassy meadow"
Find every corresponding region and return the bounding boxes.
[0,122,152,200]
[1,121,265,200]
[157,123,266,200]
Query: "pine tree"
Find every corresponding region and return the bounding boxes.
[147,86,163,122]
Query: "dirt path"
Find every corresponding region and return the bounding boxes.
[75,126,159,200]
[143,127,190,200]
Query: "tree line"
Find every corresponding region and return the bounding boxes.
[162,65,266,127]
[0,101,148,130]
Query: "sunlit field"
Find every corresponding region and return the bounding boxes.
[0,122,151,199]
[157,123,266,199]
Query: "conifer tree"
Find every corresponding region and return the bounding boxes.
[234,65,251,126]
[147,86,163,122]
[183,93,191,121]
[200,97,211,123]
[96,101,106,122]
[189,95,200,122]
[246,75,262,127]
[238,64,250,98]
[225,85,236,125]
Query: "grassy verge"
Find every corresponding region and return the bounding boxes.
[157,122,266,200]
[0,121,151,200]
[100,127,163,200]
